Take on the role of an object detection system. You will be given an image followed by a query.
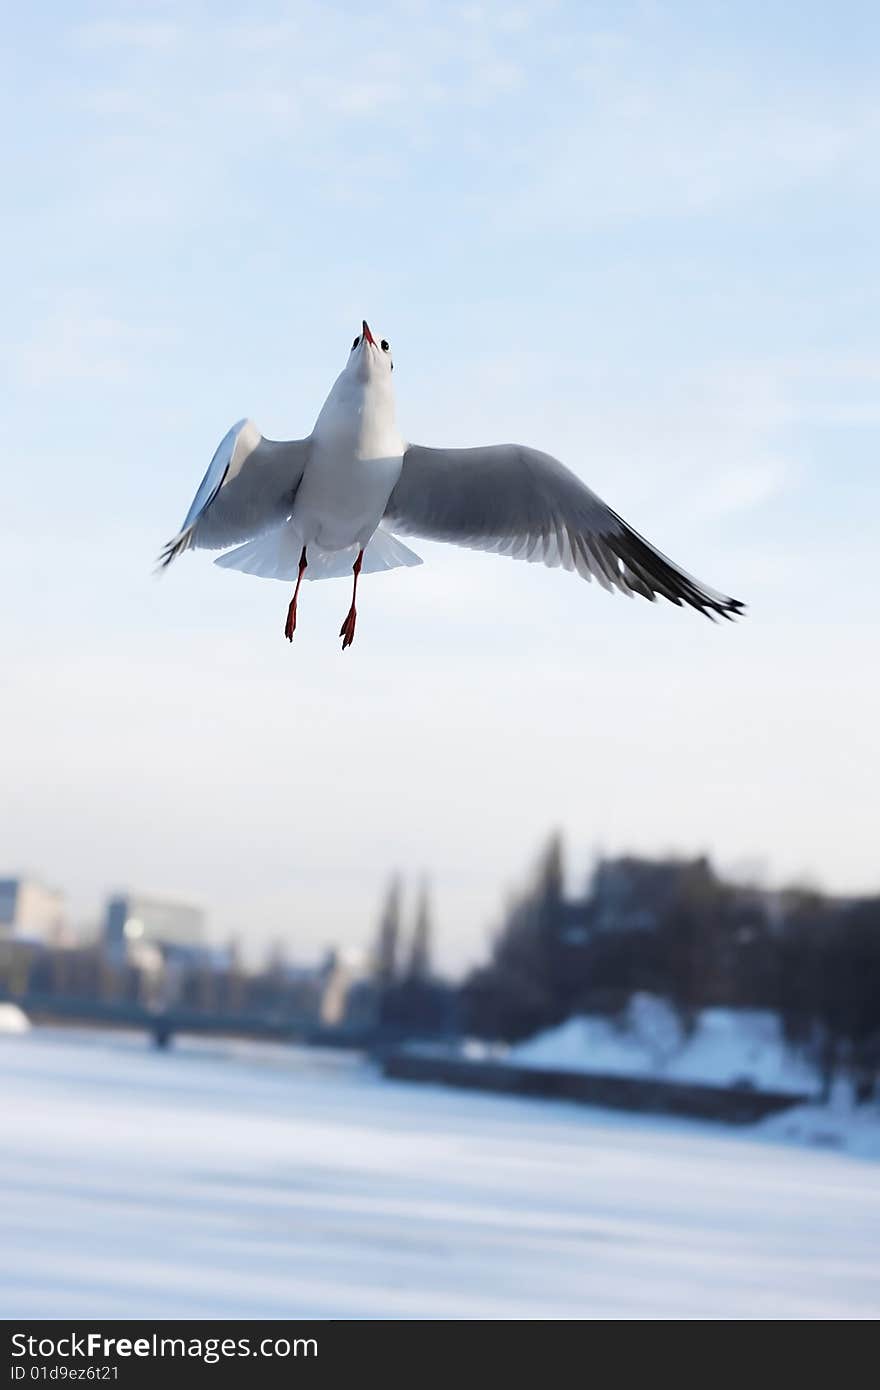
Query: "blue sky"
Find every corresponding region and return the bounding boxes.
[2,2,878,970]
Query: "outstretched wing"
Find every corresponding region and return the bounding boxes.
[158,419,310,568]
[385,442,744,620]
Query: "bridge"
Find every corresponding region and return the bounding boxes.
[1,990,371,1050]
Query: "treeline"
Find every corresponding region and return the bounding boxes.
[462,837,880,1099]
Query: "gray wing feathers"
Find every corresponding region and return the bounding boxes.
[158,420,309,568]
[385,443,744,620]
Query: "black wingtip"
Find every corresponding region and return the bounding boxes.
[154,529,193,575]
[610,521,747,624]
[701,598,746,623]
[720,597,747,622]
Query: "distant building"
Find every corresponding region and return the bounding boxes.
[553,856,719,947]
[590,857,710,934]
[0,877,66,943]
[104,893,205,953]
[318,948,371,1027]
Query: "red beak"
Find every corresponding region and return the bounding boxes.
[361,319,375,347]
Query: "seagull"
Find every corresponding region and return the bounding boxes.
[159,320,744,647]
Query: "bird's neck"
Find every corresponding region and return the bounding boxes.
[313,374,400,457]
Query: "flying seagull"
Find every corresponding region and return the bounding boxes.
[159,321,744,648]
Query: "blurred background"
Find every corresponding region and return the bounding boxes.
[2,0,879,1319]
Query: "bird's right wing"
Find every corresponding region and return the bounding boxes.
[158,419,310,568]
[385,442,744,619]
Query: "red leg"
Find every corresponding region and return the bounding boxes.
[284,546,308,641]
[339,549,364,651]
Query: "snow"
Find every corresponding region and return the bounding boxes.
[510,998,818,1096]
[2,1027,879,1319]
[0,1001,30,1034]
[510,1014,649,1076]
[759,1080,880,1163]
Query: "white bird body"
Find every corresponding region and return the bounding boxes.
[292,349,404,553]
[159,318,745,648]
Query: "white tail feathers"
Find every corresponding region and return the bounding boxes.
[214,523,423,582]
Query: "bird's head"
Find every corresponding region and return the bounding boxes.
[346,320,393,382]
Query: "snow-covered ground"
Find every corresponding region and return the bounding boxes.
[2,1027,879,1319]
[509,998,819,1096]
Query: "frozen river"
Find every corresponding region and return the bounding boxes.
[2,1027,878,1319]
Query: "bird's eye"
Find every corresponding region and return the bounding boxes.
[351,335,360,350]
[380,339,390,352]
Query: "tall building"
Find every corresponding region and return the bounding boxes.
[104,893,205,951]
[373,877,402,986]
[406,880,433,982]
[0,877,66,943]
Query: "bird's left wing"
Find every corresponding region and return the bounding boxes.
[158,419,310,568]
[384,442,744,619]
